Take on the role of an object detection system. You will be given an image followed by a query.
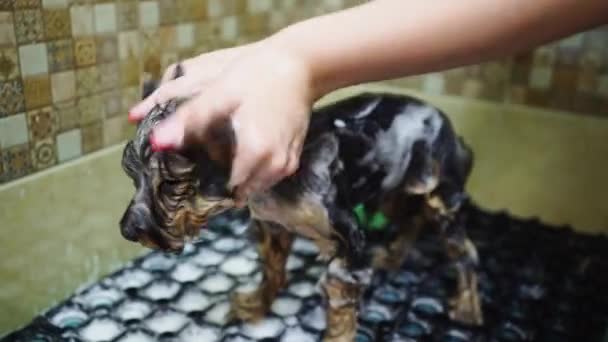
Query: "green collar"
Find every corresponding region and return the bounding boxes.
[352,203,390,231]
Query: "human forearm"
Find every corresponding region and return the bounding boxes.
[269,0,608,99]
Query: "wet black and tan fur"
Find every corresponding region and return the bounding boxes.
[120,66,482,341]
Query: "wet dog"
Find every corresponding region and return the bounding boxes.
[120,66,482,341]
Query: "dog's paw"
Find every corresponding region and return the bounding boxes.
[228,290,270,323]
[448,289,483,326]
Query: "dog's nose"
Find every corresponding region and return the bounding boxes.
[120,204,147,242]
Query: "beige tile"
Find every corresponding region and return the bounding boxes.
[207,0,223,18]
[94,3,117,33]
[14,0,41,8]
[159,0,177,24]
[103,115,126,146]
[42,0,68,8]
[120,58,140,87]
[77,94,102,125]
[0,48,19,81]
[23,74,51,109]
[96,35,117,63]
[56,129,81,162]
[158,25,176,50]
[117,0,138,30]
[247,0,272,13]
[0,12,16,46]
[53,99,78,132]
[70,5,94,36]
[0,113,29,148]
[76,66,99,97]
[177,23,194,49]
[121,86,139,112]
[98,62,119,91]
[50,70,75,102]
[19,43,48,77]
[81,121,102,153]
[221,16,238,41]
[118,30,140,60]
[102,90,121,118]
[139,1,159,28]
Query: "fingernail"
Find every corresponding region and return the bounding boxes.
[127,112,139,123]
[149,131,175,152]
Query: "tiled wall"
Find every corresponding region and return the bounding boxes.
[0,0,606,184]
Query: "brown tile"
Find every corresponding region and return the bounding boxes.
[23,75,52,109]
[0,48,19,81]
[573,92,604,114]
[27,106,57,141]
[14,0,41,8]
[0,1,13,10]
[506,85,527,105]
[74,37,96,67]
[102,89,121,118]
[549,65,578,111]
[0,12,16,46]
[0,80,25,117]
[53,99,78,132]
[177,0,206,21]
[81,121,102,153]
[510,53,533,85]
[117,0,138,30]
[525,88,550,108]
[160,51,178,72]
[243,13,268,34]
[98,62,119,91]
[96,35,117,63]
[2,143,32,180]
[43,8,71,39]
[77,94,102,125]
[159,0,177,25]
[141,29,160,59]
[159,25,176,51]
[30,137,56,170]
[47,39,74,72]
[75,65,99,97]
[14,9,45,44]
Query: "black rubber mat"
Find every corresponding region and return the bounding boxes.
[3,205,608,342]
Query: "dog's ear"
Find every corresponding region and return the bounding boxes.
[200,118,235,171]
[299,133,340,194]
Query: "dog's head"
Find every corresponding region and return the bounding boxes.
[119,65,235,253]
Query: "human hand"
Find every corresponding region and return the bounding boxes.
[128,40,315,204]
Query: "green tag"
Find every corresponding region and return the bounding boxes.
[353,203,367,226]
[368,212,389,230]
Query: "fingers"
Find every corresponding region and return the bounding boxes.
[149,91,225,152]
[128,76,205,122]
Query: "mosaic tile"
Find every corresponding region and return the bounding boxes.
[268,11,288,32]
[26,106,57,141]
[14,9,45,44]
[77,94,102,125]
[2,143,32,180]
[14,0,41,8]
[30,137,56,170]
[0,48,19,81]
[50,70,75,102]
[19,43,48,77]
[139,1,159,29]
[56,128,81,162]
[74,37,96,67]
[117,0,138,30]
[81,121,102,153]
[70,5,94,36]
[23,75,52,109]
[53,99,78,131]
[42,0,69,9]
[159,0,177,25]
[75,66,99,97]
[0,80,25,117]
[102,89,121,118]
[46,40,72,72]
[96,35,117,63]
[98,62,119,91]
[247,0,272,14]
[94,3,116,33]
[0,12,16,46]
[118,30,139,60]
[177,0,206,21]
[220,16,238,42]
[207,0,223,18]
[43,8,71,39]
[0,113,28,148]
[103,115,126,146]
[194,21,221,47]
[177,23,194,49]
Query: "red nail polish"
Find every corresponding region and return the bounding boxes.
[127,112,138,123]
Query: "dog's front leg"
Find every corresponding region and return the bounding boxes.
[229,219,293,323]
[320,258,371,342]
[427,190,483,326]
